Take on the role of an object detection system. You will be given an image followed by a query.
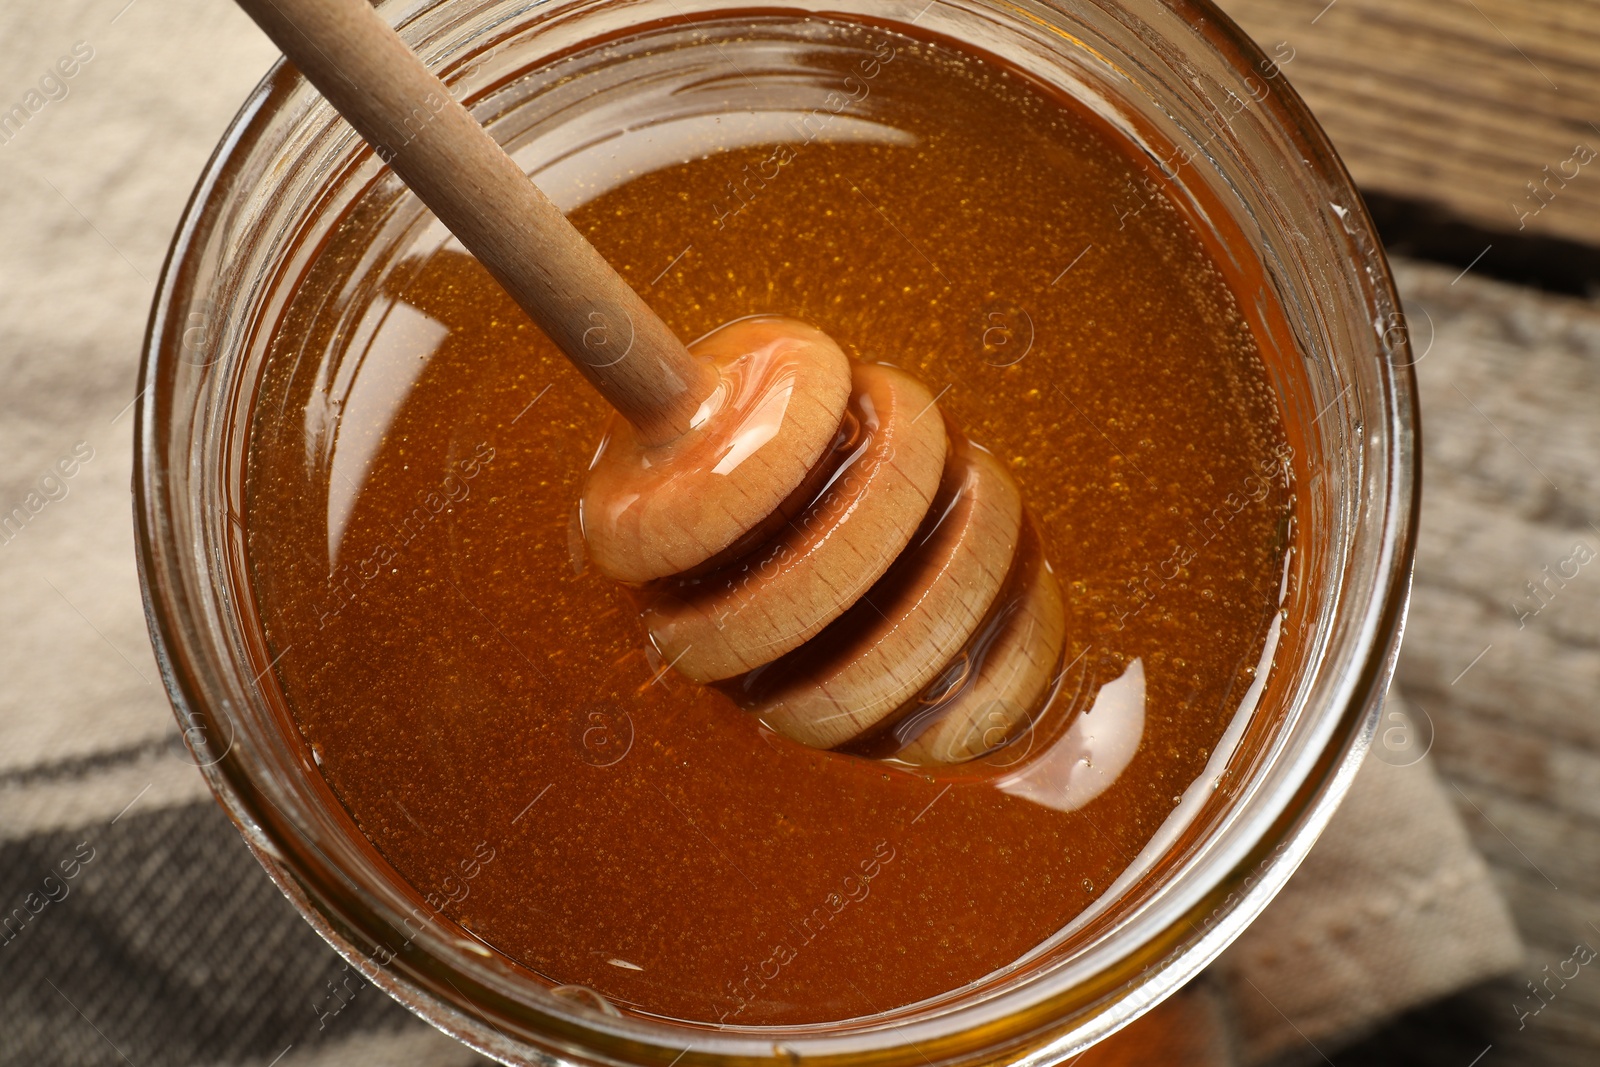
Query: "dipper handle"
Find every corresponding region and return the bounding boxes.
[234,0,715,445]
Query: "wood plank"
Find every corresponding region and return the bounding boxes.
[1388,255,1600,815]
[1476,872,1600,1060]
[1492,871,1600,968]
[1452,781,1600,898]
[1401,583,1600,751]
[1357,258,1600,1062]
[1220,0,1600,245]
[1431,710,1600,825]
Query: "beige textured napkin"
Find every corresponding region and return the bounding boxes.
[1214,698,1523,1064]
[1086,693,1524,1066]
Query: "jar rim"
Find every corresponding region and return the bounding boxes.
[134,1,1419,1064]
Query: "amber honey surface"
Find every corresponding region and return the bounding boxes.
[245,15,1294,1025]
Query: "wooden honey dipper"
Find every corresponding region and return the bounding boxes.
[238,0,1070,765]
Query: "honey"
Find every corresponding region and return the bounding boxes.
[245,13,1294,1026]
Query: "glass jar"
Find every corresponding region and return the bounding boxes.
[134,0,1418,1063]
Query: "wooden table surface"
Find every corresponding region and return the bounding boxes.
[1223,0,1600,248]
[1216,2,1600,1064]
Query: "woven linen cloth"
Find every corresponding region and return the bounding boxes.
[1081,722,1524,1067]
[1213,721,1524,1065]
[0,2,1523,1064]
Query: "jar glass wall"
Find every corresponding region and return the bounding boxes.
[134,1,1418,1064]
